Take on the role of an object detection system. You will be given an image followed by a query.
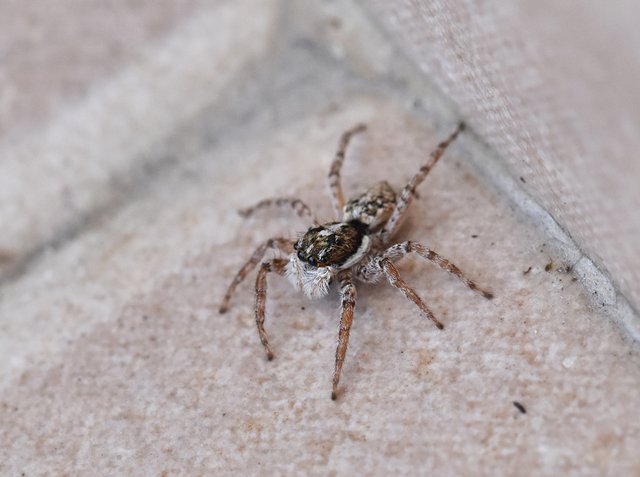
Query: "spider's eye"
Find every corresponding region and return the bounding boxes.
[297,251,305,261]
[308,256,317,266]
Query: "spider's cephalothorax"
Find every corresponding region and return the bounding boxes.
[293,220,370,270]
[220,122,494,400]
[288,219,369,299]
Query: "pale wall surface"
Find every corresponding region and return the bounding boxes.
[1,1,639,476]
[365,0,640,315]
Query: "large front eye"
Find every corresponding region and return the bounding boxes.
[297,251,305,261]
[307,256,317,266]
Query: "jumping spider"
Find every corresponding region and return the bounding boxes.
[220,122,493,400]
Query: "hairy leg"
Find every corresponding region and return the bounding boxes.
[327,123,367,218]
[380,258,444,329]
[383,241,493,299]
[379,122,464,242]
[239,197,318,225]
[219,237,293,313]
[331,269,357,400]
[254,258,288,360]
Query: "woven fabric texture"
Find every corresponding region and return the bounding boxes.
[364,0,640,312]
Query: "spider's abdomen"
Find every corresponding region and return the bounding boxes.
[343,181,396,230]
[294,221,370,269]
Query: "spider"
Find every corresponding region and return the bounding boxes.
[219,122,493,400]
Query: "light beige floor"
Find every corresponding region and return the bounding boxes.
[1,1,639,476]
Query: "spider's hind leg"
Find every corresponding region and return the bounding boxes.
[379,123,464,242]
[327,123,367,219]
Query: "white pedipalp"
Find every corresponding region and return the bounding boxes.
[286,253,333,299]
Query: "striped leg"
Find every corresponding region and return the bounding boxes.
[254,258,288,360]
[219,237,293,313]
[379,123,464,242]
[239,197,318,225]
[331,269,357,400]
[380,258,444,329]
[382,241,493,300]
[328,123,367,218]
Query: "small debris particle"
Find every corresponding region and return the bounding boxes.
[471,234,479,238]
[562,356,577,369]
[301,306,306,311]
[519,176,526,183]
[544,261,553,272]
[513,401,527,414]
[523,266,532,275]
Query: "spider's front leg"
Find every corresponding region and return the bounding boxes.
[331,269,357,400]
[254,258,288,360]
[327,123,367,218]
[219,237,292,313]
[379,122,464,242]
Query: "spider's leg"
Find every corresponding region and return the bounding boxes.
[239,197,318,225]
[383,241,493,299]
[380,258,444,329]
[331,269,357,400]
[379,123,464,242]
[219,237,292,313]
[254,258,288,360]
[328,123,367,219]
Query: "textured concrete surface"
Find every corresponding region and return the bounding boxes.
[1,1,639,476]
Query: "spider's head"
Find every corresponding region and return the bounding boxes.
[293,221,371,270]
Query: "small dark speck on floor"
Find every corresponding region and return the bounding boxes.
[513,401,527,414]
[545,261,553,272]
